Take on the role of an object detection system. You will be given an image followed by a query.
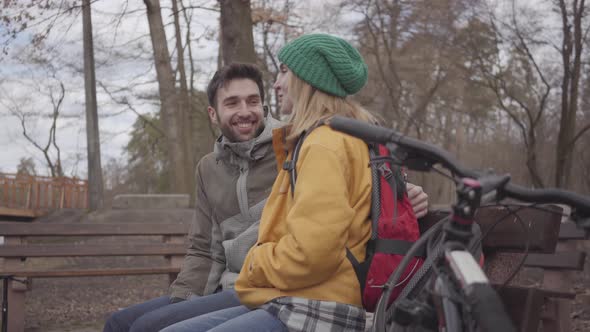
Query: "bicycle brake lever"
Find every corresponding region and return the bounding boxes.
[574,217,590,231]
[569,209,590,231]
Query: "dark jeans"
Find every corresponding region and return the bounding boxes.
[103,290,241,332]
[160,306,287,332]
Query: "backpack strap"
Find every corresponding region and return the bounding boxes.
[370,144,406,200]
[346,144,416,298]
[283,130,311,196]
[345,238,427,297]
[282,121,324,197]
[373,239,427,257]
[345,242,374,296]
[346,144,386,296]
[368,146,381,240]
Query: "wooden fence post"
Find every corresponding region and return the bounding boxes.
[3,236,29,332]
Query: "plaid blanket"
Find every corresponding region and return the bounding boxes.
[262,297,366,332]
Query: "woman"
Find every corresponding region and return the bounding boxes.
[163,33,375,332]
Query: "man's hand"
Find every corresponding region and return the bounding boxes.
[407,182,428,218]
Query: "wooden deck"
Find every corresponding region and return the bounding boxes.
[0,173,88,218]
[0,206,37,218]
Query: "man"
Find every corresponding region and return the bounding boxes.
[104,63,428,332]
[104,63,281,332]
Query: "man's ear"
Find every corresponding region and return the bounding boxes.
[207,106,218,125]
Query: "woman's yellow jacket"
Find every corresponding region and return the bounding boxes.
[235,125,372,308]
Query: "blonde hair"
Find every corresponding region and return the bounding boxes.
[286,73,376,148]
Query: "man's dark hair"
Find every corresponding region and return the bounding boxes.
[206,63,265,109]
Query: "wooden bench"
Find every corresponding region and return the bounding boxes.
[421,205,588,332]
[0,222,189,332]
[1,207,587,332]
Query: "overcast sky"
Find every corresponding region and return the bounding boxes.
[0,0,553,177]
[0,0,221,176]
[0,0,348,177]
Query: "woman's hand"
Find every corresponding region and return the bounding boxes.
[406,182,429,218]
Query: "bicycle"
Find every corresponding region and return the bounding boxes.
[329,116,590,332]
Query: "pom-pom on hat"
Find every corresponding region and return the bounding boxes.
[278,34,368,97]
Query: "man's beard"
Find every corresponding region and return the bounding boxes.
[219,121,265,143]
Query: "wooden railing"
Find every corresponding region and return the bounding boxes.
[0,173,88,217]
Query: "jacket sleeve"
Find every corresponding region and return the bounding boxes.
[170,161,226,299]
[223,220,260,273]
[245,140,358,290]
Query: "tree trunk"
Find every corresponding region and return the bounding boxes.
[144,0,189,194]
[219,0,257,66]
[82,0,104,210]
[555,0,585,188]
[171,0,196,196]
[525,127,545,188]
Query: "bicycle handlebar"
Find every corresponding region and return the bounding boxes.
[329,116,590,220]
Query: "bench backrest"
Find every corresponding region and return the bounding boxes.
[0,222,189,258]
[0,222,189,236]
[419,205,564,253]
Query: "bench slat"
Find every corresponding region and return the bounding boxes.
[421,206,564,253]
[475,205,563,253]
[0,266,181,278]
[558,222,588,240]
[492,284,575,300]
[523,251,586,270]
[0,244,187,257]
[495,286,545,332]
[0,222,189,236]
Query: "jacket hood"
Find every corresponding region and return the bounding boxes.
[214,116,284,166]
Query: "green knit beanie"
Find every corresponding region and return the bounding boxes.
[278,34,368,97]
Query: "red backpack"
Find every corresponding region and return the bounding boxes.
[284,127,424,312]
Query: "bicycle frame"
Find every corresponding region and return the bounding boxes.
[325,116,590,332]
[428,177,510,332]
[384,176,514,332]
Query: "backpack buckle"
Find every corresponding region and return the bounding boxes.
[283,160,294,171]
[378,163,393,180]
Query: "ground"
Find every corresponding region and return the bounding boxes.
[23,275,168,332]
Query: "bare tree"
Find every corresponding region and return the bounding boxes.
[16,157,37,176]
[171,0,195,189]
[0,0,80,56]
[219,0,257,65]
[347,0,470,138]
[463,0,590,189]
[82,0,104,210]
[461,15,552,188]
[554,0,590,187]
[251,0,302,118]
[179,0,219,142]
[144,0,192,195]
[2,78,66,178]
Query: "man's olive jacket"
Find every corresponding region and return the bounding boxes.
[170,117,283,299]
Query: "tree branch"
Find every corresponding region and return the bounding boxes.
[570,122,590,146]
[97,80,166,137]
